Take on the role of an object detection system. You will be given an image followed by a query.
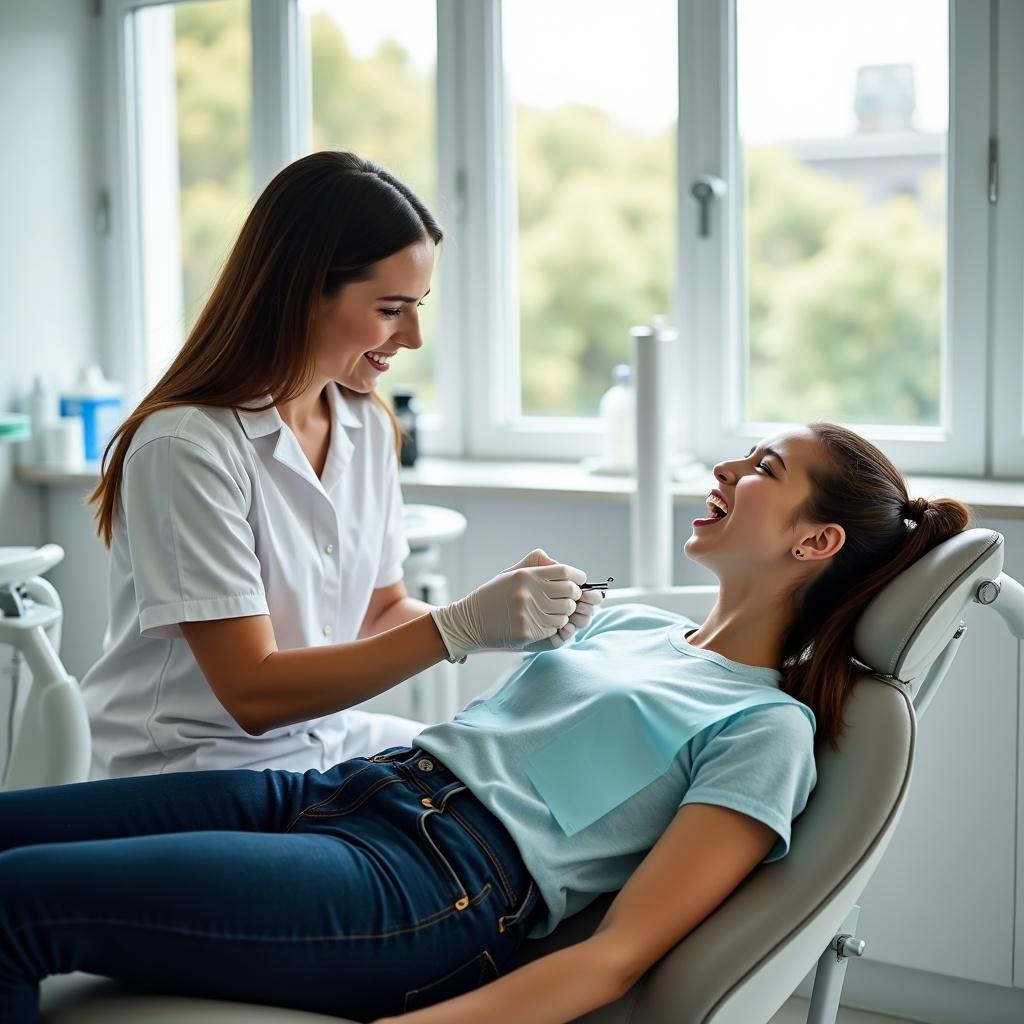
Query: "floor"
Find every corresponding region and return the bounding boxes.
[769,996,926,1024]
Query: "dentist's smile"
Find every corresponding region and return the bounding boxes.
[364,351,394,371]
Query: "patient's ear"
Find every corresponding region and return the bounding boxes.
[796,523,845,562]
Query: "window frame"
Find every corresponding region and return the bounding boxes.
[991,0,1024,477]
[104,0,1020,478]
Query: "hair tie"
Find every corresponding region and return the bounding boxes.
[904,496,929,524]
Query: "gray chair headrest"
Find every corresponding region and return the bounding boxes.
[853,527,1003,681]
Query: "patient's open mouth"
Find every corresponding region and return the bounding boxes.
[693,493,729,529]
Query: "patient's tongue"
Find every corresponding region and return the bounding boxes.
[692,512,724,527]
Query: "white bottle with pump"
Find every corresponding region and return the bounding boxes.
[598,363,635,473]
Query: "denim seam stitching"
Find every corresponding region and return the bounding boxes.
[11,885,494,944]
[283,761,375,831]
[417,808,470,904]
[446,804,519,908]
[294,776,404,822]
[403,947,500,1013]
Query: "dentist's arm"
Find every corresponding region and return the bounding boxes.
[182,611,449,735]
[181,552,582,735]
[359,580,433,638]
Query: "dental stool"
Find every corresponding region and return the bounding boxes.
[0,544,89,791]
[39,528,1022,1024]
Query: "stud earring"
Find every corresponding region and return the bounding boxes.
[795,549,804,558]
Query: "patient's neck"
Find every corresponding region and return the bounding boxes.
[684,576,792,672]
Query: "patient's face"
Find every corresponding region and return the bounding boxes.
[684,427,825,576]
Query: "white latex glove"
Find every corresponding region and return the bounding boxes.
[520,551,606,652]
[430,549,585,662]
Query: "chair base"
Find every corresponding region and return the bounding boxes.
[806,905,865,1024]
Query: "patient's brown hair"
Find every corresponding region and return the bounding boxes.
[781,423,972,752]
[88,151,442,548]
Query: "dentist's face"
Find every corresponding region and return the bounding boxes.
[684,427,828,576]
[311,237,435,393]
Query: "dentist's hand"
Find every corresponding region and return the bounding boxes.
[429,549,585,661]
[519,551,606,652]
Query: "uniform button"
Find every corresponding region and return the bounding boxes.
[417,758,434,772]
[324,543,335,555]
[322,625,333,638]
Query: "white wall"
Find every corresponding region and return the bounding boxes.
[0,0,103,545]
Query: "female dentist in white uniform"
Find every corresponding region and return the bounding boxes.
[82,151,601,780]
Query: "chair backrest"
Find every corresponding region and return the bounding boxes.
[507,528,1003,1023]
[854,527,1003,681]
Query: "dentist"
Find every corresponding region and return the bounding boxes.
[83,151,600,780]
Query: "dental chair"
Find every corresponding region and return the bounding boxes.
[38,527,1023,1024]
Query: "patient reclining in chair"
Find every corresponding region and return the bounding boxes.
[0,423,971,1024]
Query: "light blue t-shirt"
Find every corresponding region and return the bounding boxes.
[415,603,817,938]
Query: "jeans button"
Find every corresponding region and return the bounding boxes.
[417,758,434,772]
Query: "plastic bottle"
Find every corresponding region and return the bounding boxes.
[598,363,635,473]
[22,375,56,466]
[59,365,124,462]
[391,389,420,467]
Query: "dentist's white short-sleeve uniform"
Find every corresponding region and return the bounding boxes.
[81,382,423,779]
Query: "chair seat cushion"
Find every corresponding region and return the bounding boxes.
[40,974,357,1024]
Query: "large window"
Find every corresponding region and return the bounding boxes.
[106,0,1023,475]
[131,0,252,381]
[503,0,676,419]
[738,0,947,429]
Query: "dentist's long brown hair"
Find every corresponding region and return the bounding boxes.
[782,423,971,751]
[88,151,443,548]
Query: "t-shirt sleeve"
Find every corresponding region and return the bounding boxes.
[374,436,411,589]
[680,704,817,863]
[122,435,270,640]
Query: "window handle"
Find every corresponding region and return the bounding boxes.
[690,175,727,237]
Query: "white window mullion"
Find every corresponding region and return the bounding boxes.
[101,1,148,406]
[251,0,306,195]
[453,0,515,459]
[933,0,990,476]
[991,0,1024,476]
[678,0,732,465]
[425,0,469,458]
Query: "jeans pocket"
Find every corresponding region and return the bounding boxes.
[403,949,499,1013]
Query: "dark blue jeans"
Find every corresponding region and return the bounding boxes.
[0,746,543,1023]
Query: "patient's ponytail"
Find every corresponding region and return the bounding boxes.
[780,424,972,752]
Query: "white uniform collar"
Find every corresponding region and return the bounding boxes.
[236,383,365,440]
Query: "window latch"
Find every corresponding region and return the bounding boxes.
[690,175,727,238]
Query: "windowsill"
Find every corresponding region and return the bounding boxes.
[16,458,1024,518]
